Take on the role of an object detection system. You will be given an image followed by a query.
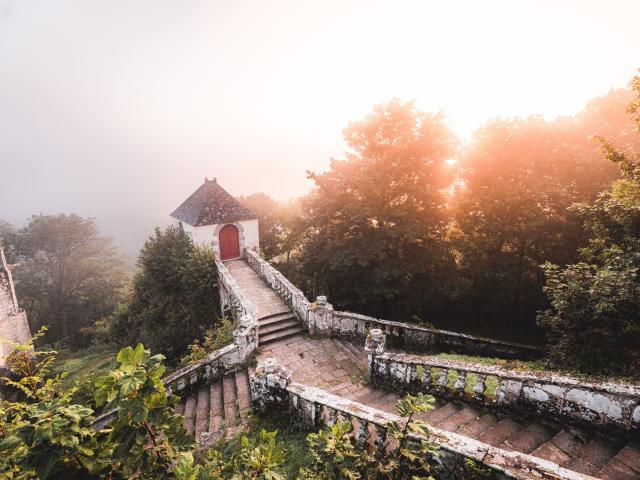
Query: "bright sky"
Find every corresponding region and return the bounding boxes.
[1,0,639,252]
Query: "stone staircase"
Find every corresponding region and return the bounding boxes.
[258,311,305,346]
[189,257,640,479]
[329,340,640,480]
[175,369,252,444]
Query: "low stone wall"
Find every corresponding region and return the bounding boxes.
[369,347,640,435]
[328,310,542,360]
[250,359,595,480]
[245,249,311,326]
[244,250,541,360]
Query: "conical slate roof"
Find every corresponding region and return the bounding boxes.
[171,178,257,226]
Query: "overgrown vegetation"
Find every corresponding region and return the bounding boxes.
[107,225,220,364]
[0,337,444,480]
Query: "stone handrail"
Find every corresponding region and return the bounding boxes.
[250,360,594,480]
[244,250,541,360]
[369,350,640,434]
[216,257,258,319]
[245,249,311,325]
[330,310,542,360]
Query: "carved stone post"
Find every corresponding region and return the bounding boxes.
[234,314,258,363]
[308,295,334,337]
[365,328,386,385]
[250,357,292,412]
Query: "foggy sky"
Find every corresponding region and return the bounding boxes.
[1,0,639,255]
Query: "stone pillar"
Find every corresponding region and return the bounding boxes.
[234,314,258,363]
[308,295,334,337]
[250,357,292,412]
[365,328,386,384]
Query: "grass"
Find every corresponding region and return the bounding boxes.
[433,352,548,372]
[220,411,315,476]
[433,352,639,384]
[53,344,119,391]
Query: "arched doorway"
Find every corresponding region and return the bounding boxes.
[219,224,240,260]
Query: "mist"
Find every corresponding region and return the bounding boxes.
[1,0,639,255]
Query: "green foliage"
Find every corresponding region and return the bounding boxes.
[1,213,130,348]
[302,393,439,480]
[297,99,458,319]
[179,317,235,367]
[538,74,640,376]
[109,225,220,363]
[94,344,195,478]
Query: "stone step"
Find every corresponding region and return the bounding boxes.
[235,370,252,425]
[437,405,482,433]
[458,412,499,437]
[500,422,558,454]
[222,375,238,429]
[423,402,461,425]
[258,311,296,326]
[341,340,367,363]
[321,339,363,378]
[531,429,588,467]
[259,326,306,346]
[194,388,210,442]
[208,382,224,435]
[330,338,366,369]
[563,437,622,478]
[599,444,640,480]
[477,417,525,447]
[183,394,197,434]
[259,318,300,336]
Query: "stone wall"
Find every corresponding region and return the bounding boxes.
[250,358,595,480]
[368,342,640,435]
[245,250,541,360]
[0,246,31,372]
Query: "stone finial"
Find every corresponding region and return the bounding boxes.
[365,328,386,355]
[316,295,328,306]
[238,314,254,329]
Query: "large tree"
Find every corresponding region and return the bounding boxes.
[451,86,640,341]
[2,214,130,347]
[108,224,219,362]
[538,75,640,375]
[298,99,458,319]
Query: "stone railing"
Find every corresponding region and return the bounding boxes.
[245,249,311,326]
[250,358,594,480]
[366,331,640,435]
[244,251,541,360]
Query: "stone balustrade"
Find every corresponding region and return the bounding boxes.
[244,250,541,360]
[368,344,640,434]
[245,249,311,328]
[250,358,594,480]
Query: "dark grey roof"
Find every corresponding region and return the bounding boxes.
[170,178,257,226]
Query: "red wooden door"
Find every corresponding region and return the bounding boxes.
[219,224,240,260]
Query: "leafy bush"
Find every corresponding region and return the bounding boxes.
[179,317,235,367]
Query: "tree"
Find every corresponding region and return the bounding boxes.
[298,99,458,319]
[3,214,130,348]
[109,224,219,363]
[538,74,640,375]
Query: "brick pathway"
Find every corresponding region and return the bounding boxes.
[225,259,290,319]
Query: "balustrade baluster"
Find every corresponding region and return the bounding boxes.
[374,425,387,457]
[437,369,448,389]
[454,370,466,394]
[473,374,486,401]
[355,420,370,447]
[421,366,432,389]
[327,407,337,426]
